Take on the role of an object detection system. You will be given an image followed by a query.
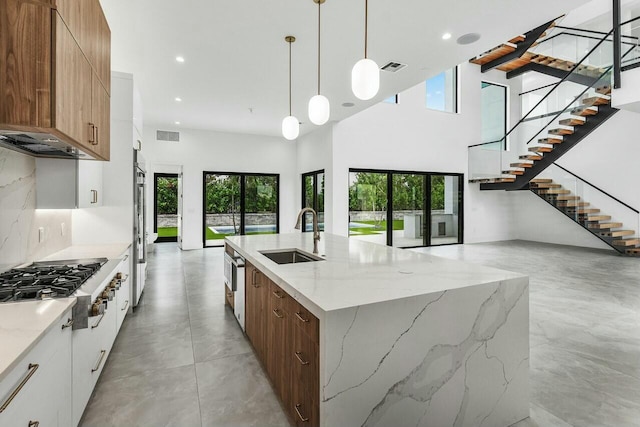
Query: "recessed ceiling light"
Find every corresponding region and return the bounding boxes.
[442,33,452,40]
[342,102,355,107]
[175,56,185,63]
[175,121,181,125]
[175,97,182,102]
[457,33,481,45]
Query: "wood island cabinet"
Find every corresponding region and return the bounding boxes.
[244,260,319,427]
[0,0,111,160]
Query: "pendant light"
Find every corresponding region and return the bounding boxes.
[282,36,299,141]
[308,0,330,125]
[352,0,379,100]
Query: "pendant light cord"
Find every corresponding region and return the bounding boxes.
[364,0,368,59]
[289,40,292,116]
[317,0,321,95]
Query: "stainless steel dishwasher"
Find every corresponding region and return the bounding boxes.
[224,252,245,331]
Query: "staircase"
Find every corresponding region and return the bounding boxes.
[470,85,618,190]
[529,178,640,256]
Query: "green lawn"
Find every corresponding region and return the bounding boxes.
[349,219,404,235]
[157,227,178,238]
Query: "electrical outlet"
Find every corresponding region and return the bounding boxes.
[38,227,44,243]
[61,222,66,236]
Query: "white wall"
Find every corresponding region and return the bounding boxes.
[141,127,298,250]
[326,62,521,243]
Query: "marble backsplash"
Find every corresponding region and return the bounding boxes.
[0,147,72,271]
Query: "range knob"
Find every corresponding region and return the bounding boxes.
[91,299,104,316]
[116,272,123,280]
[109,279,120,290]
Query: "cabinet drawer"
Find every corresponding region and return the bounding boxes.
[290,381,319,427]
[116,272,131,332]
[0,311,73,427]
[292,326,319,393]
[269,281,289,312]
[289,299,319,344]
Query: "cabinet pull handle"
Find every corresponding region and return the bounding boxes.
[89,123,96,143]
[272,309,284,319]
[272,290,284,299]
[94,190,98,204]
[61,318,74,330]
[252,269,259,288]
[119,274,129,284]
[95,126,99,145]
[294,351,310,365]
[295,312,310,323]
[122,254,129,262]
[294,404,309,422]
[91,189,97,204]
[91,350,107,373]
[91,313,105,329]
[29,421,40,427]
[121,300,129,312]
[0,363,39,413]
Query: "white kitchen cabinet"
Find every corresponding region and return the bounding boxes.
[35,158,103,208]
[116,252,132,331]
[0,309,73,427]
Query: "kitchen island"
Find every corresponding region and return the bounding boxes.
[225,233,529,427]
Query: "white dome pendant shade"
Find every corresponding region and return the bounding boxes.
[352,58,379,100]
[282,115,299,140]
[352,0,379,100]
[282,36,299,141]
[308,94,330,125]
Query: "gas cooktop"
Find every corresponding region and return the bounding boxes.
[0,258,108,302]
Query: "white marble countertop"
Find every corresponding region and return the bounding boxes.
[0,298,76,382]
[225,233,527,316]
[40,242,131,262]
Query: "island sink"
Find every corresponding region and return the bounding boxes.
[259,249,324,265]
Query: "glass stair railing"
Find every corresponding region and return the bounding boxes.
[529,164,640,256]
[469,27,631,186]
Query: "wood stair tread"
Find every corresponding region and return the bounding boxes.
[584,215,611,221]
[538,137,563,144]
[573,209,600,214]
[470,43,517,65]
[595,85,612,95]
[559,118,586,126]
[529,146,553,153]
[509,35,526,43]
[626,248,640,255]
[582,96,610,106]
[548,128,574,136]
[537,189,570,194]
[556,195,580,200]
[613,237,640,245]
[531,183,561,188]
[503,169,524,175]
[558,201,590,207]
[588,222,623,229]
[530,178,552,183]
[571,106,598,116]
[520,154,543,161]
[510,162,533,168]
[603,230,635,237]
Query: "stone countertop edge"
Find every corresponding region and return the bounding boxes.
[224,233,528,320]
[0,298,77,383]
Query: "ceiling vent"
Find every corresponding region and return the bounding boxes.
[156,130,180,142]
[381,62,407,72]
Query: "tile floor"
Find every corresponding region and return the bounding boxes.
[81,240,640,427]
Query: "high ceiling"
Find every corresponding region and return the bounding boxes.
[100,0,582,138]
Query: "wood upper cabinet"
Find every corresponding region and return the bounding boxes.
[0,0,52,127]
[0,0,111,160]
[55,0,110,94]
[55,12,92,148]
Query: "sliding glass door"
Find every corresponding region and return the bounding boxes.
[203,172,279,247]
[349,169,463,248]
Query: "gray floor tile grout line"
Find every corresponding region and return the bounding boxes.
[182,257,204,427]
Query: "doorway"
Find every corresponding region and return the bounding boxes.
[154,173,179,243]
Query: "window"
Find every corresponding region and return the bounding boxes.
[203,172,279,247]
[426,67,458,113]
[154,173,179,243]
[383,94,398,104]
[302,170,325,232]
[349,169,463,248]
[481,81,507,147]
